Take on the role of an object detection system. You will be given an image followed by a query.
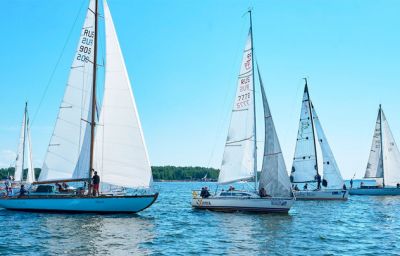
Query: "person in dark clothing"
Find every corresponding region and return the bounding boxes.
[18,185,27,197]
[92,171,100,196]
[203,187,211,198]
[200,187,206,198]
[315,174,322,190]
[350,179,353,189]
[303,183,308,191]
[259,187,267,197]
[55,183,62,192]
[343,184,347,190]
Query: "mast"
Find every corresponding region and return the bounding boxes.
[249,10,257,191]
[88,0,99,194]
[21,102,27,181]
[379,104,385,187]
[304,79,319,179]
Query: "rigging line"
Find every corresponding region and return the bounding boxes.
[30,0,87,127]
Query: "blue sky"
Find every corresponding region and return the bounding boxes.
[0,0,399,179]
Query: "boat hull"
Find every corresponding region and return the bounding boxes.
[349,187,400,196]
[0,193,158,213]
[294,189,349,200]
[191,196,293,213]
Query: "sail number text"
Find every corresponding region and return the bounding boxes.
[76,29,94,63]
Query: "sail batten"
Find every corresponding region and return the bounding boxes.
[218,30,255,184]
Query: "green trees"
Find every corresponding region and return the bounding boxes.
[0,166,219,181]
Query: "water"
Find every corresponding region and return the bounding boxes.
[1,182,399,255]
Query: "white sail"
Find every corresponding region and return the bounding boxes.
[311,103,344,189]
[39,0,96,181]
[26,118,35,183]
[290,85,318,183]
[257,67,292,197]
[364,108,384,180]
[218,31,255,184]
[94,0,153,188]
[14,106,26,181]
[381,111,400,186]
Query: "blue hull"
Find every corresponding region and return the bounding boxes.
[349,188,400,196]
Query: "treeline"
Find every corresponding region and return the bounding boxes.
[152,166,219,181]
[0,166,219,181]
[0,167,41,180]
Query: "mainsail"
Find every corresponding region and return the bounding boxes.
[218,31,255,184]
[290,84,318,183]
[93,0,153,188]
[364,107,384,180]
[14,103,35,182]
[257,66,292,197]
[311,103,343,189]
[39,0,96,181]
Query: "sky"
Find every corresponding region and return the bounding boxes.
[0,0,399,179]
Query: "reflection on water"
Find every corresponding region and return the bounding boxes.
[1,182,400,255]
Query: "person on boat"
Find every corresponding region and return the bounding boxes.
[259,187,268,197]
[204,187,211,198]
[55,183,63,192]
[18,185,27,197]
[228,186,235,192]
[315,174,322,190]
[4,179,11,197]
[350,179,353,188]
[397,183,400,189]
[62,182,69,190]
[303,183,308,190]
[343,184,347,190]
[293,184,299,191]
[200,187,205,197]
[360,182,364,188]
[92,171,100,196]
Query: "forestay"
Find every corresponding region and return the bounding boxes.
[94,0,153,188]
[381,111,400,186]
[218,31,255,184]
[39,0,96,181]
[257,66,292,197]
[364,108,384,180]
[291,85,318,183]
[311,103,343,189]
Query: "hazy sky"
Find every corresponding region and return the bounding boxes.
[0,0,399,179]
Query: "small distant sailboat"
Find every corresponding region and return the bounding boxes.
[13,102,36,184]
[192,11,294,213]
[0,0,158,213]
[290,81,348,200]
[350,105,400,196]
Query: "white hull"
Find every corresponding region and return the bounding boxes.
[0,194,158,213]
[294,189,349,200]
[192,194,293,213]
[349,187,400,196]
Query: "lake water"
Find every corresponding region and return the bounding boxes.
[1,182,399,255]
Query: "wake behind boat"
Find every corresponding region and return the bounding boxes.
[192,11,294,213]
[290,81,348,200]
[0,0,158,213]
[350,105,400,196]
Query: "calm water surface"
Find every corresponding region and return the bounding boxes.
[1,182,399,255]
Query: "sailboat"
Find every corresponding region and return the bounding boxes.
[192,11,294,213]
[13,102,36,185]
[350,105,400,195]
[0,0,158,213]
[290,81,348,200]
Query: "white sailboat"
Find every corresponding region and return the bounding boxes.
[192,12,294,213]
[13,102,36,185]
[0,0,158,213]
[290,81,348,200]
[350,105,400,195]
